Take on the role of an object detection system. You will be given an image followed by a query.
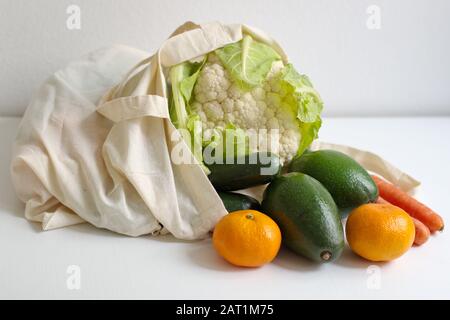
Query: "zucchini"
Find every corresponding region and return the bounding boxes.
[218,191,261,212]
[206,152,281,191]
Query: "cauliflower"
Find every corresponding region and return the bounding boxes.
[169,35,323,168]
[190,56,301,163]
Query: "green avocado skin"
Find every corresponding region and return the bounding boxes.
[218,191,261,212]
[261,173,344,263]
[289,150,379,212]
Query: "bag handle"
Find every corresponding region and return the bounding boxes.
[311,141,421,195]
[159,22,242,67]
[96,95,169,123]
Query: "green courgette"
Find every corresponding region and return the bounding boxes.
[218,191,261,212]
[206,152,281,191]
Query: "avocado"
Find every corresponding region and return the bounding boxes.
[206,152,281,191]
[289,150,378,213]
[261,172,344,263]
[218,191,261,212]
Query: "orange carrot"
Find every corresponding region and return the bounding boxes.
[375,197,390,205]
[376,196,430,245]
[411,217,431,246]
[372,175,444,233]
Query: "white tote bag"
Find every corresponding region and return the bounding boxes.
[10,21,420,239]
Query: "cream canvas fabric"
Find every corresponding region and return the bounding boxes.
[11,21,420,239]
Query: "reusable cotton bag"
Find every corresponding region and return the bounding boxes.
[10,21,420,239]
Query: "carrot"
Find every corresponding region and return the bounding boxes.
[375,197,390,205]
[411,217,431,246]
[376,197,430,245]
[372,175,444,233]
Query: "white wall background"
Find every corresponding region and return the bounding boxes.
[1,0,449,117]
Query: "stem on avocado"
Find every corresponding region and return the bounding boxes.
[320,251,332,261]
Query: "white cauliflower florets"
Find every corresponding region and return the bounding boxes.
[192,54,301,164]
[194,63,230,103]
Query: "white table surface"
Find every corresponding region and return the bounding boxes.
[1,116,449,300]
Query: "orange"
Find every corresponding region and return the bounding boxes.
[346,203,415,262]
[212,210,282,267]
